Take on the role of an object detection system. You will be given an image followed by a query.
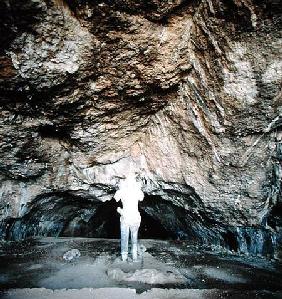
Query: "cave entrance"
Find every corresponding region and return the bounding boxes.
[61,198,175,240]
[139,210,173,239]
[2,193,179,241]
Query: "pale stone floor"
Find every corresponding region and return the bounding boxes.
[0,238,281,299]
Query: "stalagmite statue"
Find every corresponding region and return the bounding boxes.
[114,173,144,261]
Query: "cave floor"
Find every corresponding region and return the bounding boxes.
[0,238,281,299]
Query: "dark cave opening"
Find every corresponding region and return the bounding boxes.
[0,192,278,257]
[60,197,176,240]
[223,231,239,252]
[60,198,122,239]
[139,210,174,239]
[0,193,178,241]
[268,203,282,229]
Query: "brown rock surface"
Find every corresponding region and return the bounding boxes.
[0,0,281,255]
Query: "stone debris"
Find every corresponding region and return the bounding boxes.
[63,249,81,262]
[107,268,186,285]
[138,244,147,255]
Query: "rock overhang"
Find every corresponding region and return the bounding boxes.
[0,0,281,257]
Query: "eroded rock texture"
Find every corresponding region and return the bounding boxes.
[0,0,281,256]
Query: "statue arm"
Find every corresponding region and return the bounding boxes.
[114,190,122,202]
[117,207,123,215]
[139,190,144,202]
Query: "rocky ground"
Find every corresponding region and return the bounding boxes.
[0,238,282,298]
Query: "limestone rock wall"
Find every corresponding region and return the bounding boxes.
[0,0,281,254]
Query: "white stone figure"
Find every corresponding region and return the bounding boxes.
[114,173,144,262]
